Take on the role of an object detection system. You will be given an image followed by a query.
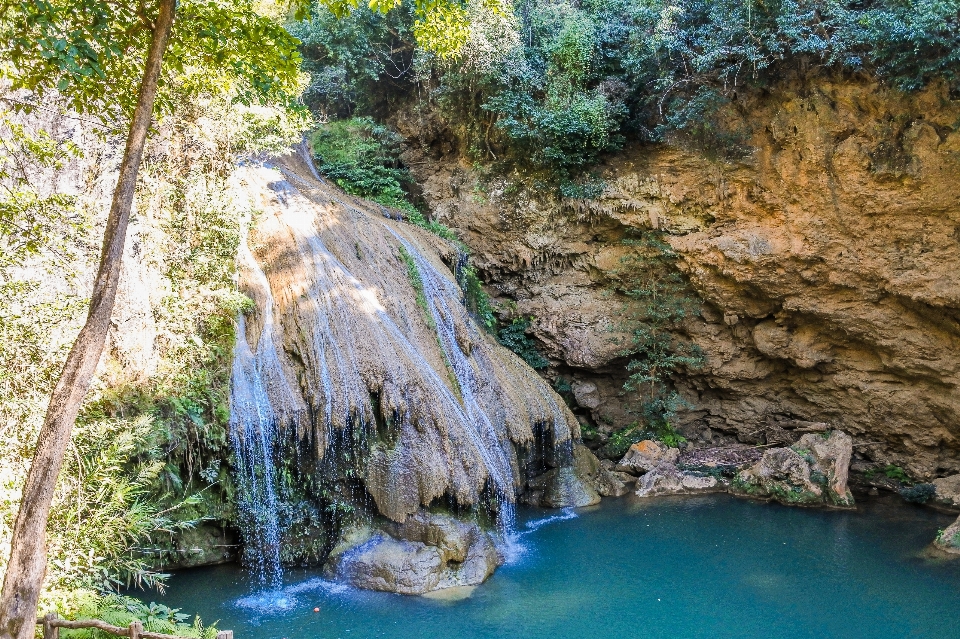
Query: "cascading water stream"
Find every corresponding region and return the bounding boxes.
[228,239,302,589]
[387,229,520,537]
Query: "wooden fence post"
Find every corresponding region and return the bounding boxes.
[215,631,234,639]
[128,620,143,639]
[42,613,59,639]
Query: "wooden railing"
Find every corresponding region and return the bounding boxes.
[38,613,233,639]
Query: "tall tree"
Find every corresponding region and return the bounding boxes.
[0,2,305,637]
[0,0,474,634]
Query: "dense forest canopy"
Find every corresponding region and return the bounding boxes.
[296,0,960,191]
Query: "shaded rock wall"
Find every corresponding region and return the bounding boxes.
[397,79,960,480]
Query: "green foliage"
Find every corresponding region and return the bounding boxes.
[604,424,644,459]
[1,0,307,124]
[309,117,419,212]
[54,592,217,639]
[297,0,960,185]
[883,464,912,484]
[406,208,458,241]
[899,483,936,504]
[398,244,433,326]
[602,420,686,458]
[496,318,549,369]
[0,116,88,272]
[291,4,418,117]
[457,261,496,330]
[611,231,704,430]
[45,416,202,594]
[315,0,507,58]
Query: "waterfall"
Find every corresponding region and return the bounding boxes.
[228,239,303,588]
[226,153,582,585]
[387,230,518,534]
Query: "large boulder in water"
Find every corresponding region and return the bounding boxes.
[526,467,602,508]
[635,463,721,498]
[616,440,680,475]
[732,431,854,507]
[329,511,502,595]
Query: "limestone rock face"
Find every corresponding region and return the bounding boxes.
[398,78,960,480]
[331,511,502,595]
[635,463,720,498]
[933,475,960,509]
[733,431,854,507]
[616,440,680,475]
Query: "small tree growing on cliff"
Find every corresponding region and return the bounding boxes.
[611,232,704,438]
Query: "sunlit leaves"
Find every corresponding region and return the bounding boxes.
[1,0,310,124]
[315,0,506,57]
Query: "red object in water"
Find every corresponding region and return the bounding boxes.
[313,607,320,613]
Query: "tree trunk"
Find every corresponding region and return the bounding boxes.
[0,2,176,637]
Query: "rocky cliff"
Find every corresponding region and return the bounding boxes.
[397,78,960,482]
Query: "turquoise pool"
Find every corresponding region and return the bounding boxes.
[147,493,960,639]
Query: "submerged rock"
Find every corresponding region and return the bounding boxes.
[732,431,854,507]
[329,511,502,595]
[615,440,680,475]
[635,463,721,498]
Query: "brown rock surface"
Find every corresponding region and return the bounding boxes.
[616,440,680,475]
[732,431,855,507]
[398,78,960,480]
[933,474,960,509]
[635,463,720,498]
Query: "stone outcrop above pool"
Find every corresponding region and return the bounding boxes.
[635,463,722,498]
[612,432,856,507]
[732,431,855,507]
[327,511,502,595]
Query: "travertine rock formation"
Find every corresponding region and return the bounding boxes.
[230,151,583,525]
[398,79,960,481]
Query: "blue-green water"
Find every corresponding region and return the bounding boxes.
[149,494,960,639]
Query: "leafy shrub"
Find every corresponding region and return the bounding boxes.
[611,232,704,430]
[54,592,217,639]
[497,318,549,369]
[899,483,936,504]
[309,117,418,212]
[883,464,912,484]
